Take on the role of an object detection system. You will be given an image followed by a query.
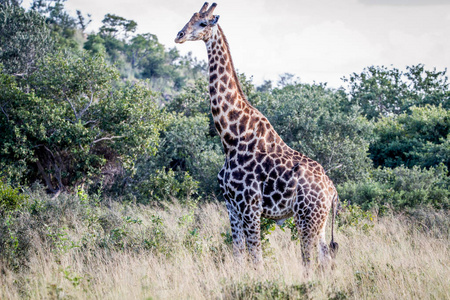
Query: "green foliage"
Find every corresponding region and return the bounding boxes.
[136,167,199,203]
[83,15,205,91]
[344,64,450,119]
[0,3,54,76]
[370,105,450,168]
[337,202,375,232]
[0,51,166,192]
[223,280,312,300]
[343,64,450,120]
[260,217,278,246]
[159,113,223,195]
[338,165,450,210]
[343,66,407,120]
[167,79,210,117]
[99,13,136,38]
[0,181,28,216]
[30,0,82,49]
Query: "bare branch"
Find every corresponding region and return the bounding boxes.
[326,164,343,174]
[79,87,95,119]
[66,97,79,122]
[93,135,124,144]
[43,145,56,159]
[61,88,79,122]
[83,120,98,126]
[12,73,26,78]
[51,189,61,199]
[0,104,9,121]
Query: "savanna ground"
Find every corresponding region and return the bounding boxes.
[1,190,448,299]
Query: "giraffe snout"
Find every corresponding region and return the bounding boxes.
[175,31,186,43]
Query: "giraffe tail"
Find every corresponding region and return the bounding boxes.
[330,192,339,259]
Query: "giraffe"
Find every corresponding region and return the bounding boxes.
[175,2,339,269]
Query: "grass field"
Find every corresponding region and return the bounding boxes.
[0,193,449,299]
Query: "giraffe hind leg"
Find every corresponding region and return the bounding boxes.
[317,224,333,269]
[296,217,315,271]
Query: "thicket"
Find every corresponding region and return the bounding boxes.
[1,1,449,222]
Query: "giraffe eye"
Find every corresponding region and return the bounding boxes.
[199,22,208,28]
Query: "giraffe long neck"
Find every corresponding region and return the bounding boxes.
[205,25,286,158]
[205,25,256,154]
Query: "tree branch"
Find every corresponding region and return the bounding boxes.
[326,164,343,174]
[78,87,95,119]
[83,120,98,126]
[0,104,9,121]
[44,146,65,191]
[62,88,79,122]
[93,135,124,144]
[36,159,57,193]
[12,73,26,78]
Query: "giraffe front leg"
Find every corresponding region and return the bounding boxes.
[226,204,245,264]
[243,208,263,267]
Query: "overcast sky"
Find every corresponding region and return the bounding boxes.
[24,0,450,88]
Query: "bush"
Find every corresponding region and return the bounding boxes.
[130,167,199,204]
[0,181,28,216]
[223,280,312,300]
[370,105,450,169]
[337,164,450,210]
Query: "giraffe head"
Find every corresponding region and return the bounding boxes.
[175,2,220,44]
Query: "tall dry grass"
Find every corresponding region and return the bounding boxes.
[0,199,449,299]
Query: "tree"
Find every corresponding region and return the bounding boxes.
[370,105,450,169]
[404,64,450,109]
[0,3,53,77]
[30,0,82,49]
[343,66,408,120]
[156,113,223,197]
[76,10,91,33]
[0,51,166,193]
[343,65,450,120]
[99,14,137,39]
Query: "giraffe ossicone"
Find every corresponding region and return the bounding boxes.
[175,2,339,269]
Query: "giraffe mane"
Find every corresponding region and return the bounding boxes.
[217,24,254,108]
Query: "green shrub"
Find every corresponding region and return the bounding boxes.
[337,202,375,232]
[337,164,450,210]
[370,105,450,169]
[127,167,199,204]
[0,181,28,216]
[223,280,313,300]
[337,179,388,211]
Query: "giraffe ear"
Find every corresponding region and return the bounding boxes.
[210,15,220,26]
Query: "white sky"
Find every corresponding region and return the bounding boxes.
[24,0,450,88]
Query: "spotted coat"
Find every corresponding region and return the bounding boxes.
[175,2,338,268]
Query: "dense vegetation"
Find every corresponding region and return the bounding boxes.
[1,1,449,298]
